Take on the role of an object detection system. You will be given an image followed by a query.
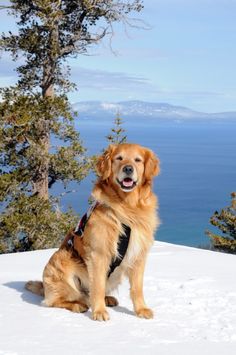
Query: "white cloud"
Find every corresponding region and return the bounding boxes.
[70,65,154,92]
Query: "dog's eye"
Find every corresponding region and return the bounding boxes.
[135,157,142,163]
[116,156,123,161]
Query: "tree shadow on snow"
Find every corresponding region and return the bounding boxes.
[3,281,43,306]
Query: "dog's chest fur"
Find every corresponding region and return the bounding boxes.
[106,226,151,293]
[123,227,144,266]
[110,206,157,268]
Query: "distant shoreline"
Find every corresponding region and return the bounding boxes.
[72,100,236,121]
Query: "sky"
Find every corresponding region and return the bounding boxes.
[0,0,236,113]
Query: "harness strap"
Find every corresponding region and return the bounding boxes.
[67,200,98,248]
[107,224,131,277]
[74,200,99,237]
[67,200,131,278]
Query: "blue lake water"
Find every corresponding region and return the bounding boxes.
[54,118,236,248]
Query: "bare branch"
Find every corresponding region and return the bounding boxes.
[60,26,109,57]
[0,6,13,10]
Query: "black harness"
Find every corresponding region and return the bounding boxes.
[67,201,131,277]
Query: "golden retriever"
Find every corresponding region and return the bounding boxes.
[26,143,160,321]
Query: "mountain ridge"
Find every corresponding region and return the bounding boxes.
[72,100,236,120]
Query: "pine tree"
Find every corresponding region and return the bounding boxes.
[0,1,143,253]
[106,111,127,144]
[206,192,236,254]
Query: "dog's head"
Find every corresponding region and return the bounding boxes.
[96,143,160,192]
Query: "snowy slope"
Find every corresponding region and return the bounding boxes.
[0,242,236,355]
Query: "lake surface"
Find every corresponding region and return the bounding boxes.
[55,118,236,248]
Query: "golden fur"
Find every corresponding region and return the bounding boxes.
[25,143,160,321]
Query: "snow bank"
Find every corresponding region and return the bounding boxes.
[0,242,236,355]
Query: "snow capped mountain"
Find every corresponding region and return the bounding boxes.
[72,100,236,120]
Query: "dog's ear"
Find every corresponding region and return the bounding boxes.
[96,145,117,180]
[144,148,160,182]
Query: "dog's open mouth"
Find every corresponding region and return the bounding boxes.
[117,177,137,191]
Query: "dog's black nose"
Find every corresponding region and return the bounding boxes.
[123,165,134,175]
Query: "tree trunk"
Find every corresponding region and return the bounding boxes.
[33,17,58,200]
[32,120,50,200]
[32,137,50,200]
[32,84,53,200]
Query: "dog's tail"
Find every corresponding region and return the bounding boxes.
[25,280,44,297]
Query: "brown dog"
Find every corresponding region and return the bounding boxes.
[26,143,160,321]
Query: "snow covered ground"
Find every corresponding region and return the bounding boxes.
[0,242,236,355]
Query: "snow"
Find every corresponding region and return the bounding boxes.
[100,102,121,111]
[72,100,216,120]
[1,242,236,355]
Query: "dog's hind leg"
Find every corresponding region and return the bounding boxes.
[43,279,89,313]
[42,249,89,313]
[49,298,89,313]
[105,296,119,307]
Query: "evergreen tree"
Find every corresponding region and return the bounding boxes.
[106,111,127,144]
[0,0,143,253]
[206,192,236,254]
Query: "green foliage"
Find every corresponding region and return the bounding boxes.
[0,0,144,94]
[0,91,87,253]
[0,0,143,253]
[106,112,127,145]
[0,194,77,253]
[206,192,236,254]
[0,91,89,193]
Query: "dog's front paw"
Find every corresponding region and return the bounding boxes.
[92,309,110,321]
[136,307,154,319]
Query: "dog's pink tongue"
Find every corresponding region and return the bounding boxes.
[123,179,133,187]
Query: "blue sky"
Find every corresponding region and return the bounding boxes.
[0,0,236,113]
